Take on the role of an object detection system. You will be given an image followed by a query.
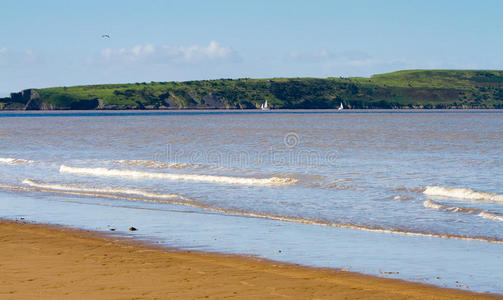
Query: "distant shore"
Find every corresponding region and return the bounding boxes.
[2,70,503,110]
[1,219,500,299]
[1,107,503,112]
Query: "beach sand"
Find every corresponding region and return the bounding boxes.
[0,220,500,299]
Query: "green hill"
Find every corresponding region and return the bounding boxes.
[2,70,503,110]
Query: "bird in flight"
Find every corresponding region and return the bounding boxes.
[102,34,111,39]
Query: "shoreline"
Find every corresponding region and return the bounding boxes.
[1,108,503,111]
[1,219,500,299]
[0,108,502,117]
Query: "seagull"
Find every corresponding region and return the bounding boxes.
[102,34,110,39]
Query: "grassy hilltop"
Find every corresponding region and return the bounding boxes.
[2,70,503,110]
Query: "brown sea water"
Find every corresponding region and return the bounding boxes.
[1,110,502,293]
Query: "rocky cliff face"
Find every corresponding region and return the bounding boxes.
[10,89,36,103]
[23,90,55,110]
[0,89,45,110]
[69,99,102,110]
[0,89,106,110]
[157,91,229,109]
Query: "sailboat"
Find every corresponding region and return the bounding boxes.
[260,100,270,111]
[338,102,344,111]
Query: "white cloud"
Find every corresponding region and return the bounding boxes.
[101,44,156,63]
[287,49,371,63]
[0,47,41,66]
[0,47,8,65]
[99,41,238,65]
[284,49,424,76]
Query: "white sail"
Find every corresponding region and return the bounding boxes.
[338,102,344,110]
[261,100,270,110]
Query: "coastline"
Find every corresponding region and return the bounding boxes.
[1,108,503,112]
[1,108,503,117]
[1,219,500,299]
[3,70,503,110]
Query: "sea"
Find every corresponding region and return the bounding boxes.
[1,110,502,294]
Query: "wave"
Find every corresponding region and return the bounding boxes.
[393,195,412,201]
[22,179,182,200]
[112,160,194,169]
[394,187,425,193]
[59,165,297,186]
[424,199,503,223]
[479,211,503,222]
[0,157,35,165]
[423,199,481,213]
[111,159,242,173]
[423,186,503,203]
[1,183,502,244]
[0,183,187,205]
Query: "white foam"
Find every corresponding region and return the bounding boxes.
[111,159,242,173]
[1,182,502,243]
[393,195,412,200]
[423,199,445,210]
[113,160,193,169]
[424,186,503,203]
[0,183,187,205]
[22,179,180,200]
[478,211,503,222]
[0,157,34,165]
[423,199,479,213]
[424,200,503,223]
[59,165,297,186]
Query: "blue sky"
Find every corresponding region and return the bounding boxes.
[1,0,503,96]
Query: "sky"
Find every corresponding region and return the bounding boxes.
[1,0,503,96]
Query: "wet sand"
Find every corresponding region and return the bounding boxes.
[0,220,500,299]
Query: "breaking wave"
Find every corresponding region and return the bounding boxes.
[1,183,187,205]
[110,159,242,172]
[1,182,502,244]
[424,186,503,203]
[59,165,297,186]
[22,179,182,200]
[0,157,35,165]
[112,160,193,169]
[393,195,412,201]
[479,211,503,222]
[424,199,503,223]
[423,199,481,214]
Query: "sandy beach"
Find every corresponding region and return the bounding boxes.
[0,220,499,299]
